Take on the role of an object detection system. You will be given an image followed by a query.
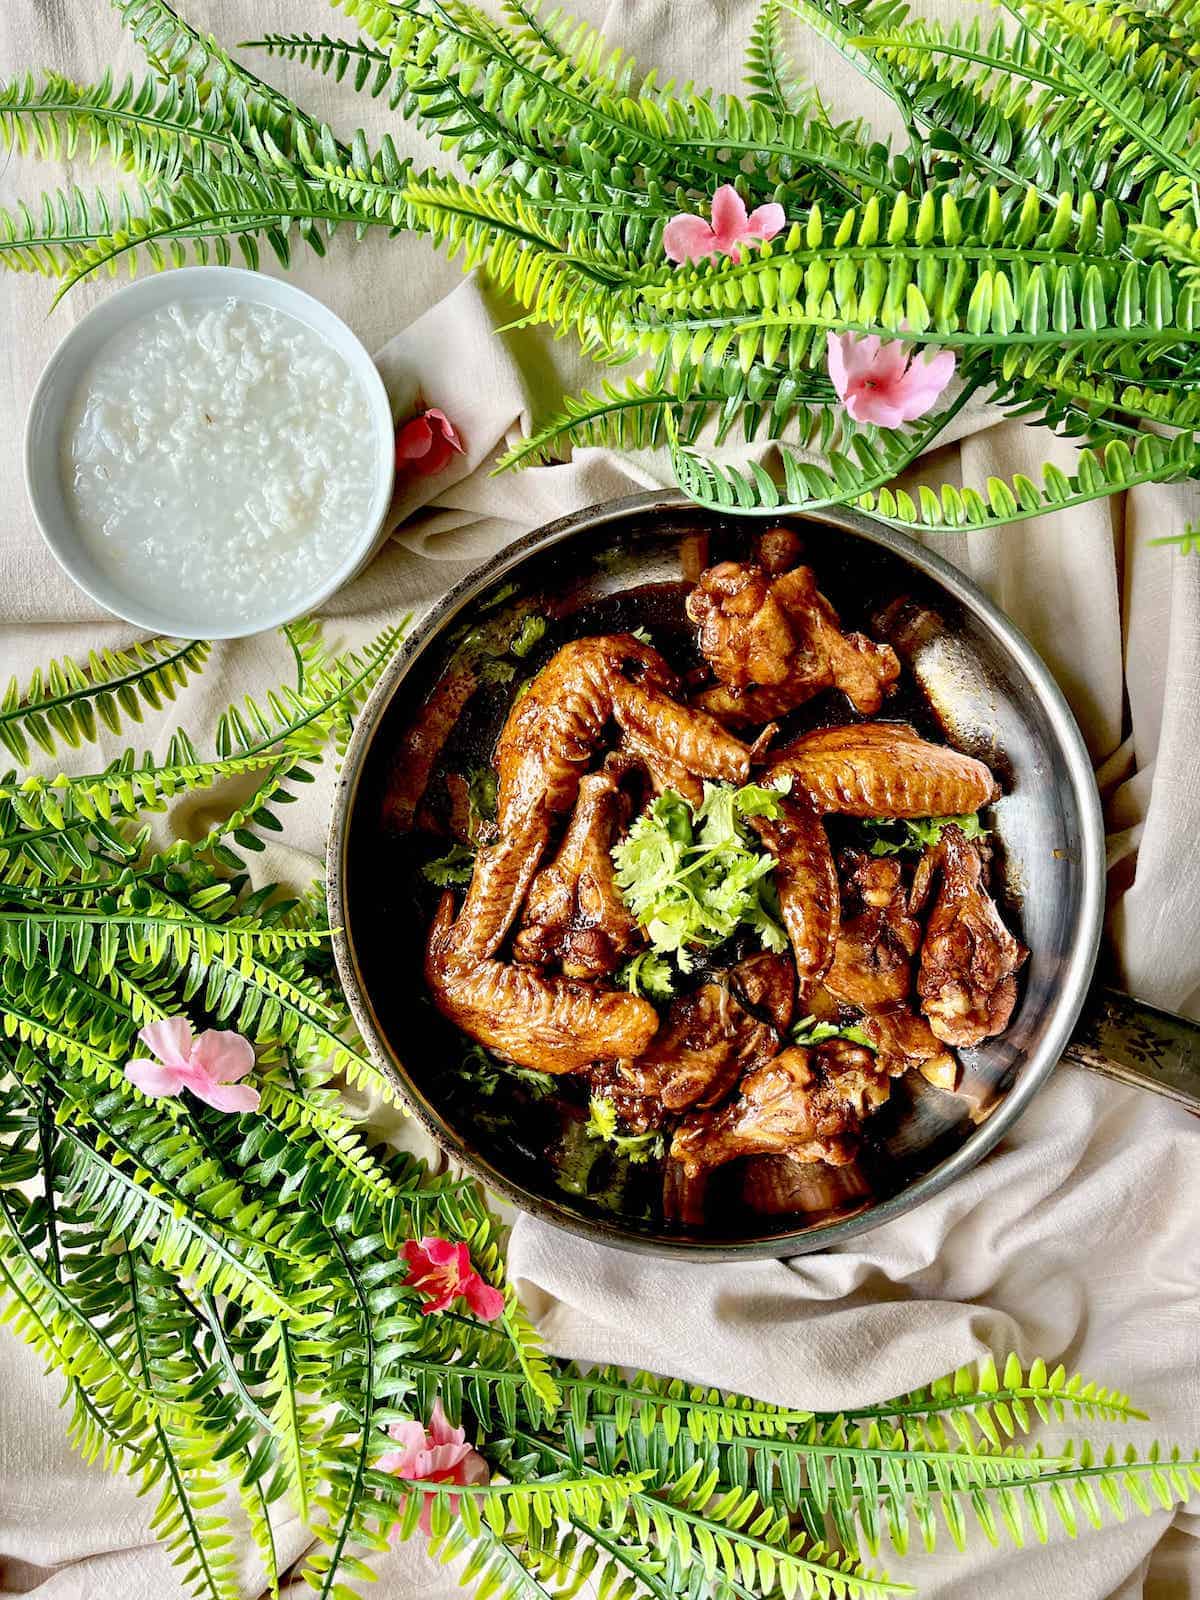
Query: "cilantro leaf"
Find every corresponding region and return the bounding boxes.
[616,950,676,1000]
[863,812,988,857]
[612,781,790,982]
[585,1095,664,1163]
[422,841,476,887]
[511,614,548,658]
[792,1014,876,1049]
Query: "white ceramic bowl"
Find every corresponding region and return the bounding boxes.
[24,267,396,639]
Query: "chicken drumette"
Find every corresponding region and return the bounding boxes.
[824,852,957,1088]
[912,825,1028,1047]
[687,560,900,725]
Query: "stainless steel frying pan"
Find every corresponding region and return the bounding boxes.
[328,492,1200,1259]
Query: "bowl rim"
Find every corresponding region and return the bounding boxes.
[328,490,1106,1260]
[23,264,396,641]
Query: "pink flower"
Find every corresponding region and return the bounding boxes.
[379,1400,489,1536]
[402,1236,505,1321]
[663,184,786,265]
[826,332,956,428]
[395,408,464,476]
[124,1017,260,1113]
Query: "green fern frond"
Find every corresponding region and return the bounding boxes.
[0,70,247,179]
[673,425,1199,525]
[747,0,825,117]
[242,33,400,102]
[667,385,974,517]
[0,638,209,764]
[111,0,326,157]
[829,1354,1149,1442]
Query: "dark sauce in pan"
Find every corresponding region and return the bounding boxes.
[359,518,1023,1238]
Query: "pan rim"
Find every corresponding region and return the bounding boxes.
[328,491,1106,1261]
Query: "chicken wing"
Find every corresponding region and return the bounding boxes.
[824,852,957,1084]
[513,768,639,977]
[447,810,550,960]
[637,952,795,1112]
[689,562,900,726]
[425,892,658,1074]
[384,666,475,832]
[611,679,752,786]
[749,800,840,1001]
[912,826,1028,1047]
[668,1045,861,1185]
[767,723,998,818]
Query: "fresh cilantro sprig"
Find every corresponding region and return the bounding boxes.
[792,1014,876,1049]
[423,841,476,887]
[616,950,677,1000]
[863,812,989,857]
[585,1095,664,1163]
[612,781,790,979]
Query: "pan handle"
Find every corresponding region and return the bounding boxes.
[1062,986,1200,1111]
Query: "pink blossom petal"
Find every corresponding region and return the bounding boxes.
[462,1277,506,1322]
[188,1076,260,1114]
[744,201,786,242]
[418,1237,462,1269]
[377,1449,410,1474]
[191,1029,255,1084]
[387,1419,431,1458]
[709,184,750,249]
[125,1058,188,1098]
[421,1442,473,1477]
[138,1017,193,1070]
[424,409,464,454]
[843,389,909,428]
[427,1400,466,1451]
[868,338,912,383]
[827,331,882,396]
[662,213,719,263]
[458,1448,489,1487]
[395,416,436,463]
[891,350,956,420]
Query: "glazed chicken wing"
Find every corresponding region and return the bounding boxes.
[912,826,1028,1047]
[637,952,795,1112]
[824,852,957,1085]
[768,723,998,818]
[513,768,639,977]
[666,1045,864,1221]
[426,892,658,1073]
[611,679,752,786]
[495,634,674,833]
[688,562,900,726]
[749,800,839,1002]
[384,666,475,833]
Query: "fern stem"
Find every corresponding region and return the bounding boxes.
[126,1259,230,1600]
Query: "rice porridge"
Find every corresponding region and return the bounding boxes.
[61,297,379,626]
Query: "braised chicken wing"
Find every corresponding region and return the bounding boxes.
[749,801,839,1002]
[689,562,900,726]
[513,768,639,977]
[912,826,1028,1047]
[670,1045,864,1172]
[611,679,752,786]
[638,952,795,1112]
[824,852,957,1084]
[384,666,476,832]
[768,723,998,818]
[426,893,658,1074]
[495,634,673,834]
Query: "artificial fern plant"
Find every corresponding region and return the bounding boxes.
[5,0,1200,548]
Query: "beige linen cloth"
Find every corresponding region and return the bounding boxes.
[2,2,1199,1596]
